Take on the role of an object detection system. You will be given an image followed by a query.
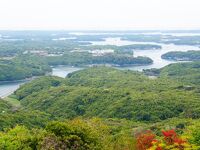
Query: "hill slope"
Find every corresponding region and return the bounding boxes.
[14,67,200,121]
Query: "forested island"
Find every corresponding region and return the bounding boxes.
[46,52,153,66]
[161,50,200,61]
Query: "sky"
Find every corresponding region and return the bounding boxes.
[0,0,200,30]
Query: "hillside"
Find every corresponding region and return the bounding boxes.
[160,61,200,86]
[14,67,200,121]
[0,65,200,149]
[0,100,12,112]
[144,61,200,86]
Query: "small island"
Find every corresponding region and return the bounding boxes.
[161,50,200,61]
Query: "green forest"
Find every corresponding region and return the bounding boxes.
[0,55,51,81]
[1,62,200,149]
[46,52,152,66]
[161,51,200,61]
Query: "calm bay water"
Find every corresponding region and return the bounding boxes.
[51,66,83,78]
[1,37,200,98]
[92,37,200,71]
[0,81,25,98]
[0,67,82,98]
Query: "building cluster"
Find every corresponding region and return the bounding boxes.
[23,50,63,57]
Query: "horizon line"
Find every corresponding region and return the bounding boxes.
[1,28,200,31]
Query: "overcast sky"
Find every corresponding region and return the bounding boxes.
[0,0,200,30]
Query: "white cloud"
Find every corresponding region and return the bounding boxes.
[0,0,200,30]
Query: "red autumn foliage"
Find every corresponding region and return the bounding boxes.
[173,137,186,145]
[156,147,162,150]
[162,129,176,137]
[136,130,156,150]
[136,129,187,150]
[162,129,177,145]
[162,129,186,145]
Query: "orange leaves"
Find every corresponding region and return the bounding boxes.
[136,130,156,150]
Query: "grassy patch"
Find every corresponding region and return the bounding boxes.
[3,96,21,108]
